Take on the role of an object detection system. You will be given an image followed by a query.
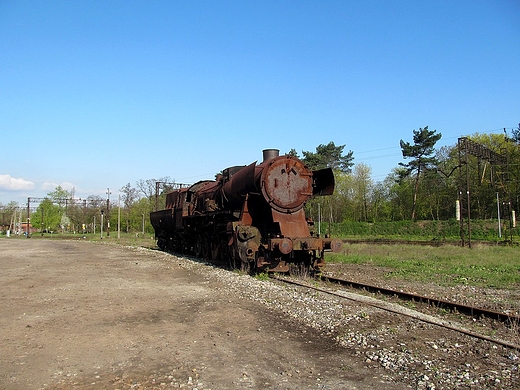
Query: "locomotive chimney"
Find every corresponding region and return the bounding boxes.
[262,149,279,162]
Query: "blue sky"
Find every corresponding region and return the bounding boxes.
[1,1,519,205]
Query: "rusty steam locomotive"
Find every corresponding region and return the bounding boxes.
[150,149,342,272]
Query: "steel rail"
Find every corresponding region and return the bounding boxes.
[320,274,520,324]
[269,275,520,351]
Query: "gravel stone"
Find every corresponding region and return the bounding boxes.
[147,249,520,389]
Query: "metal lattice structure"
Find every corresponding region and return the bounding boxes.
[457,137,511,247]
[24,197,109,236]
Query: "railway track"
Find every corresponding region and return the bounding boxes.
[270,274,520,350]
[321,274,520,324]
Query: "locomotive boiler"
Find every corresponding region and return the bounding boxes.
[150,149,342,272]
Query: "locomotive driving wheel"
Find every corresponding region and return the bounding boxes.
[195,234,205,258]
[201,233,211,259]
[210,235,221,261]
[195,233,211,260]
[157,237,166,251]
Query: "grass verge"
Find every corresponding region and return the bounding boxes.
[326,243,520,289]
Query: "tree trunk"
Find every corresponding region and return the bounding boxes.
[411,171,421,220]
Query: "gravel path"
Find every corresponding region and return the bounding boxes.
[173,251,520,389]
[1,238,519,389]
[0,239,397,389]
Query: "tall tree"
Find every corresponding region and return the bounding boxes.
[399,126,442,220]
[48,185,72,202]
[299,142,354,227]
[386,167,413,221]
[286,148,299,158]
[512,123,520,144]
[352,163,372,222]
[30,198,62,232]
[301,141,354,173]
[136,176,173,211]
[120,183,139,232]
[370,181,391,222]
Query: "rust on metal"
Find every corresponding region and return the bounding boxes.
[151,149,341,272]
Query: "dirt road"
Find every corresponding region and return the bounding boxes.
[0,239,398,389]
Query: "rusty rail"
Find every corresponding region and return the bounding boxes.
[320,275,520,324]
[270,274,520,350]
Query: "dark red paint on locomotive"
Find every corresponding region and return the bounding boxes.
[150,149,342,272]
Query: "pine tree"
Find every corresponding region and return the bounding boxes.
[399,126,442,220]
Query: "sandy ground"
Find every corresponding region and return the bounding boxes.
[0,238,400,389]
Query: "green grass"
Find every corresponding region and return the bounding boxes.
[254,271,271,281]
[326,243,520,289]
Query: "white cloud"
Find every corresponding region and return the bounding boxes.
[0,174,35,191]
[41,182,58,191]
[60,182,76,191]
[41,181,76,192]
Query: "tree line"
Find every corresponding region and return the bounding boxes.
[1,124,519,235]
[300,126,520,226]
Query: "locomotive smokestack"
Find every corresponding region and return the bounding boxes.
[262,149,279,162]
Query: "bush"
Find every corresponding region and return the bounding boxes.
[330,219,515,242]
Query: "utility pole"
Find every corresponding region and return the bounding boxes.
[100,210,104,239]
[117,193,121,239]
[26,198,30,237]
[497,193,502,238]
[106,188,111,237]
